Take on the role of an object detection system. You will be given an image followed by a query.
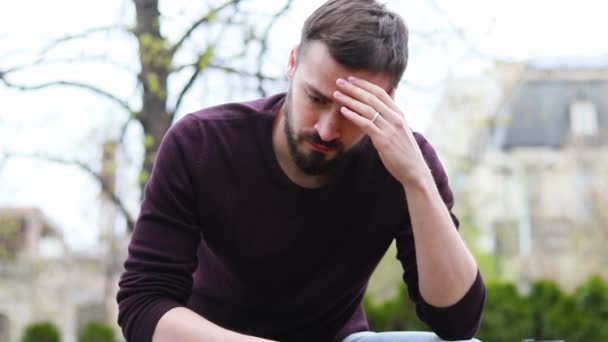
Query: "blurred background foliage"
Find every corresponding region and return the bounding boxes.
[365,275,608,342]
[20,322,61,342]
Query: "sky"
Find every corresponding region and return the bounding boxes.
[0,0,607,250]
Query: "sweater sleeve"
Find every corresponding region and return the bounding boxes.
[116,115,203,342]
[394,132,486,340]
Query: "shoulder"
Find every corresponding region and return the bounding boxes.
[166,93,285,145]
[187,93,285,124]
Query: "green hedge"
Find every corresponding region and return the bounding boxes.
[78,322,115,342]
[364,275,608,342]
[21,322,61,342]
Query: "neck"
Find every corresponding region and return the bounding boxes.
[272,107,330,189]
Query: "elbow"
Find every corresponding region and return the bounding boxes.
[116,285,145,342]
[116,274,185,342]
[419,271,486,341]
[419,306,483,341]
[424,310,481,341]
[434,324,480,341]
[116,291,183,342]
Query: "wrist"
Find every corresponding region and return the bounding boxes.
[400,166,434,191]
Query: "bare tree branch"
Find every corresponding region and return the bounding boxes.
[118,114,138,144]
[172,45,215,117]
[255,0,294,97]
[169,61,280,116]
[4,152,135,230]
[170,0,242,56]
[208,63,281,81]
[4,54,137,75]
[171,4,242,116]
[0,77,133,113]
[115,116,142,172]
[37,25,132,59]
[172,0,293,114]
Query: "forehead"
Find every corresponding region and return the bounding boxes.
[297,41,393,94]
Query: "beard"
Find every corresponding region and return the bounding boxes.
[283,89,359,176]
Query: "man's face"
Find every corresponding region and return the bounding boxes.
[283,41,393,175]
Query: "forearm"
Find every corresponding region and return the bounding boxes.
[403,172,478,307]
[153,307,277,342]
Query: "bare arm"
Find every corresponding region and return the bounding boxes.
[153,307,277,342]
[403,172,478,307]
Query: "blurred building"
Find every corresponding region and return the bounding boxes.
[0,207,126,342]
[428,58,608,291]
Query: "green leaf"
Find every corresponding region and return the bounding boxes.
[146,73,160,93]
[139,33,154,48]
[207,9,218,21]
[139,170,150,184]
[106,160,117,175]
[198,46,216,70]
[144,134,155,148]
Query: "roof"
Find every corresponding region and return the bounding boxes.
[492,62,608,150]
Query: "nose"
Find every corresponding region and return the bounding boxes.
[313,108,341,142]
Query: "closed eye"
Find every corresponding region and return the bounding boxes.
[307,92,331,106]
[309,94,324,103]
[303,83,332,105]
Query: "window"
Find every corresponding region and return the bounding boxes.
[570,100,598,137]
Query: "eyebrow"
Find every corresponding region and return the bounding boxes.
[303,82,332,102]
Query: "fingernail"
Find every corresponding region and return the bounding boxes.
[348,76,359,82]
[334,91,343,98]
[336,78,347,86]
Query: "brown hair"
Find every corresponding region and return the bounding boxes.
[299,0,409,88]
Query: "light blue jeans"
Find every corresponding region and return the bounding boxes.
[342,331,482,342]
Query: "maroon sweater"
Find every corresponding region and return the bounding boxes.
[116,93,485,342]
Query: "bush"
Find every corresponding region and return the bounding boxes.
[365,284,428,332]
[479,277,608,342]
[364,275,608,342]
[78,322,115,342]
[477,282,533,342]
[21,321,61,342]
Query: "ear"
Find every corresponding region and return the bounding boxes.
[287,45,299,80]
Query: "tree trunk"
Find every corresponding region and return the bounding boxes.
[134,0,172,207]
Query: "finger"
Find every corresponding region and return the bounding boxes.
[333,90,390,130]
[336,79,396,126]
[340,105,383,138]
[347,76,404,122]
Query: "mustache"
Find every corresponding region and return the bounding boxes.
[301,132,342,150]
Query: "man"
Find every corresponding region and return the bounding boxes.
[117,1,486,341]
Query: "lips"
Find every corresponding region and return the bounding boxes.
[308,142,334,153]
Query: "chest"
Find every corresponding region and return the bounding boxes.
[199,173,403,277]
